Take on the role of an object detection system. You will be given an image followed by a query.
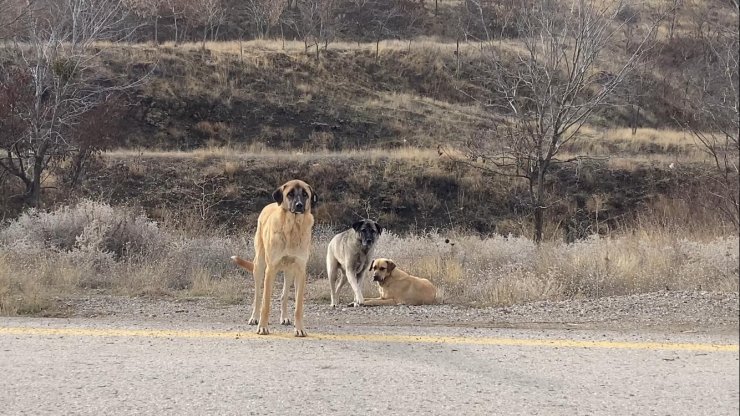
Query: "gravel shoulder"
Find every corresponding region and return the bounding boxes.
[48,290,739,335]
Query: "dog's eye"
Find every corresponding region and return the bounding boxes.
[379,267,385,271]
[287,190,294,197]
[302,190,307,198]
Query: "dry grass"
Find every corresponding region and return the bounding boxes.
[104,124,706,163]
[569,127,707,160]
[376,229,738,306]
[0,201,736,315]
[91,38,726,157]
[104,146,443,162]
[152,38,484,56]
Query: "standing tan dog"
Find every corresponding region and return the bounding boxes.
[231,179,317,337]
[365,258,438,306]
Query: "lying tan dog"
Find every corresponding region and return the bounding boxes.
[231,179,317,337]
[365,258,438,306]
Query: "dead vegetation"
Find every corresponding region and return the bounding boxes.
[1,1,738,315]
[0,200,736,315]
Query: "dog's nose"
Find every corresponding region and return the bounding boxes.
[295,202,304,210]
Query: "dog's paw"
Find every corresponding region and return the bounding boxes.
[280,318,292,326]
[294,328,307,337]
[248,318,259,325]
[257,327,270,335]
[347,301,364,307]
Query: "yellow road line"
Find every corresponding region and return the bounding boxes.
[0,326,737,352]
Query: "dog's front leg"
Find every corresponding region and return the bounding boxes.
[345,271,365,307]
[257,265,277,335]
[280,273,294,325]
[291,263,308,337]
[363,297,399,306]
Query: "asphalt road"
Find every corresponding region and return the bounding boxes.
[1,317,738,416]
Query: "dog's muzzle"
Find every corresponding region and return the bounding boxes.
[292,202,305,214]
[372,274,382,282]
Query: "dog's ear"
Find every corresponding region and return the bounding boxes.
[375,223,383,235]
[368,259,375,272]
[309,185,318,207]
[352,221,364,232]
[272,186,284,204]
[386,260,396,273]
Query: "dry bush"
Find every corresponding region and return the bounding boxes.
[0,200,737,315]
[193,120,232,145]
[0,200,248,314]
[0,200,163,258]
[373,230,739,306]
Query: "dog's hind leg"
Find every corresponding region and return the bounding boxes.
[280,272,293,325]
[248,257,266,326]
[327,256,340,308]
[257,265,277,335]
[334,274,347,292]
[291,263,308,337]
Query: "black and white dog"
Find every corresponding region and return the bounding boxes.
[325,219,383,307]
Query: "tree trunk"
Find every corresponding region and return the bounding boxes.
[532,166,546,244]
[630,103,639,135]
[154,16,159,45]
[455,38,460,76]
[533,204,544,244]
[173,13,179,45]
[669,9,677,41]
[375,39,380,62]
[29,155,43,208]
[281,23,285,50]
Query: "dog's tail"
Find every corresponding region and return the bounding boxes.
[230,255,254,273]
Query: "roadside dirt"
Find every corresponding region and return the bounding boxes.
[49,290,739,335]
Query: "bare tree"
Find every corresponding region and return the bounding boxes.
[362,0,423,61]
[165,0,187,44]
[125,0,165,43]
[0,0,30,39]
[125,0,188,44]
[243,0,288,39]
[291,0,340,60]
[186,0,225,48]
[0,0,140,207]
[462,0,530,44]
[443,0,665,242]
[682,3,739,228]
[666,0,682,41]
[280,0,336,58]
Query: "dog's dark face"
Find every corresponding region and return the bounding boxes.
[369,258,395,282]
[273,180,318,214]
[352,219,382,249]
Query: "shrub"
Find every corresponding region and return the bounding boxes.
[0,200,163,258]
